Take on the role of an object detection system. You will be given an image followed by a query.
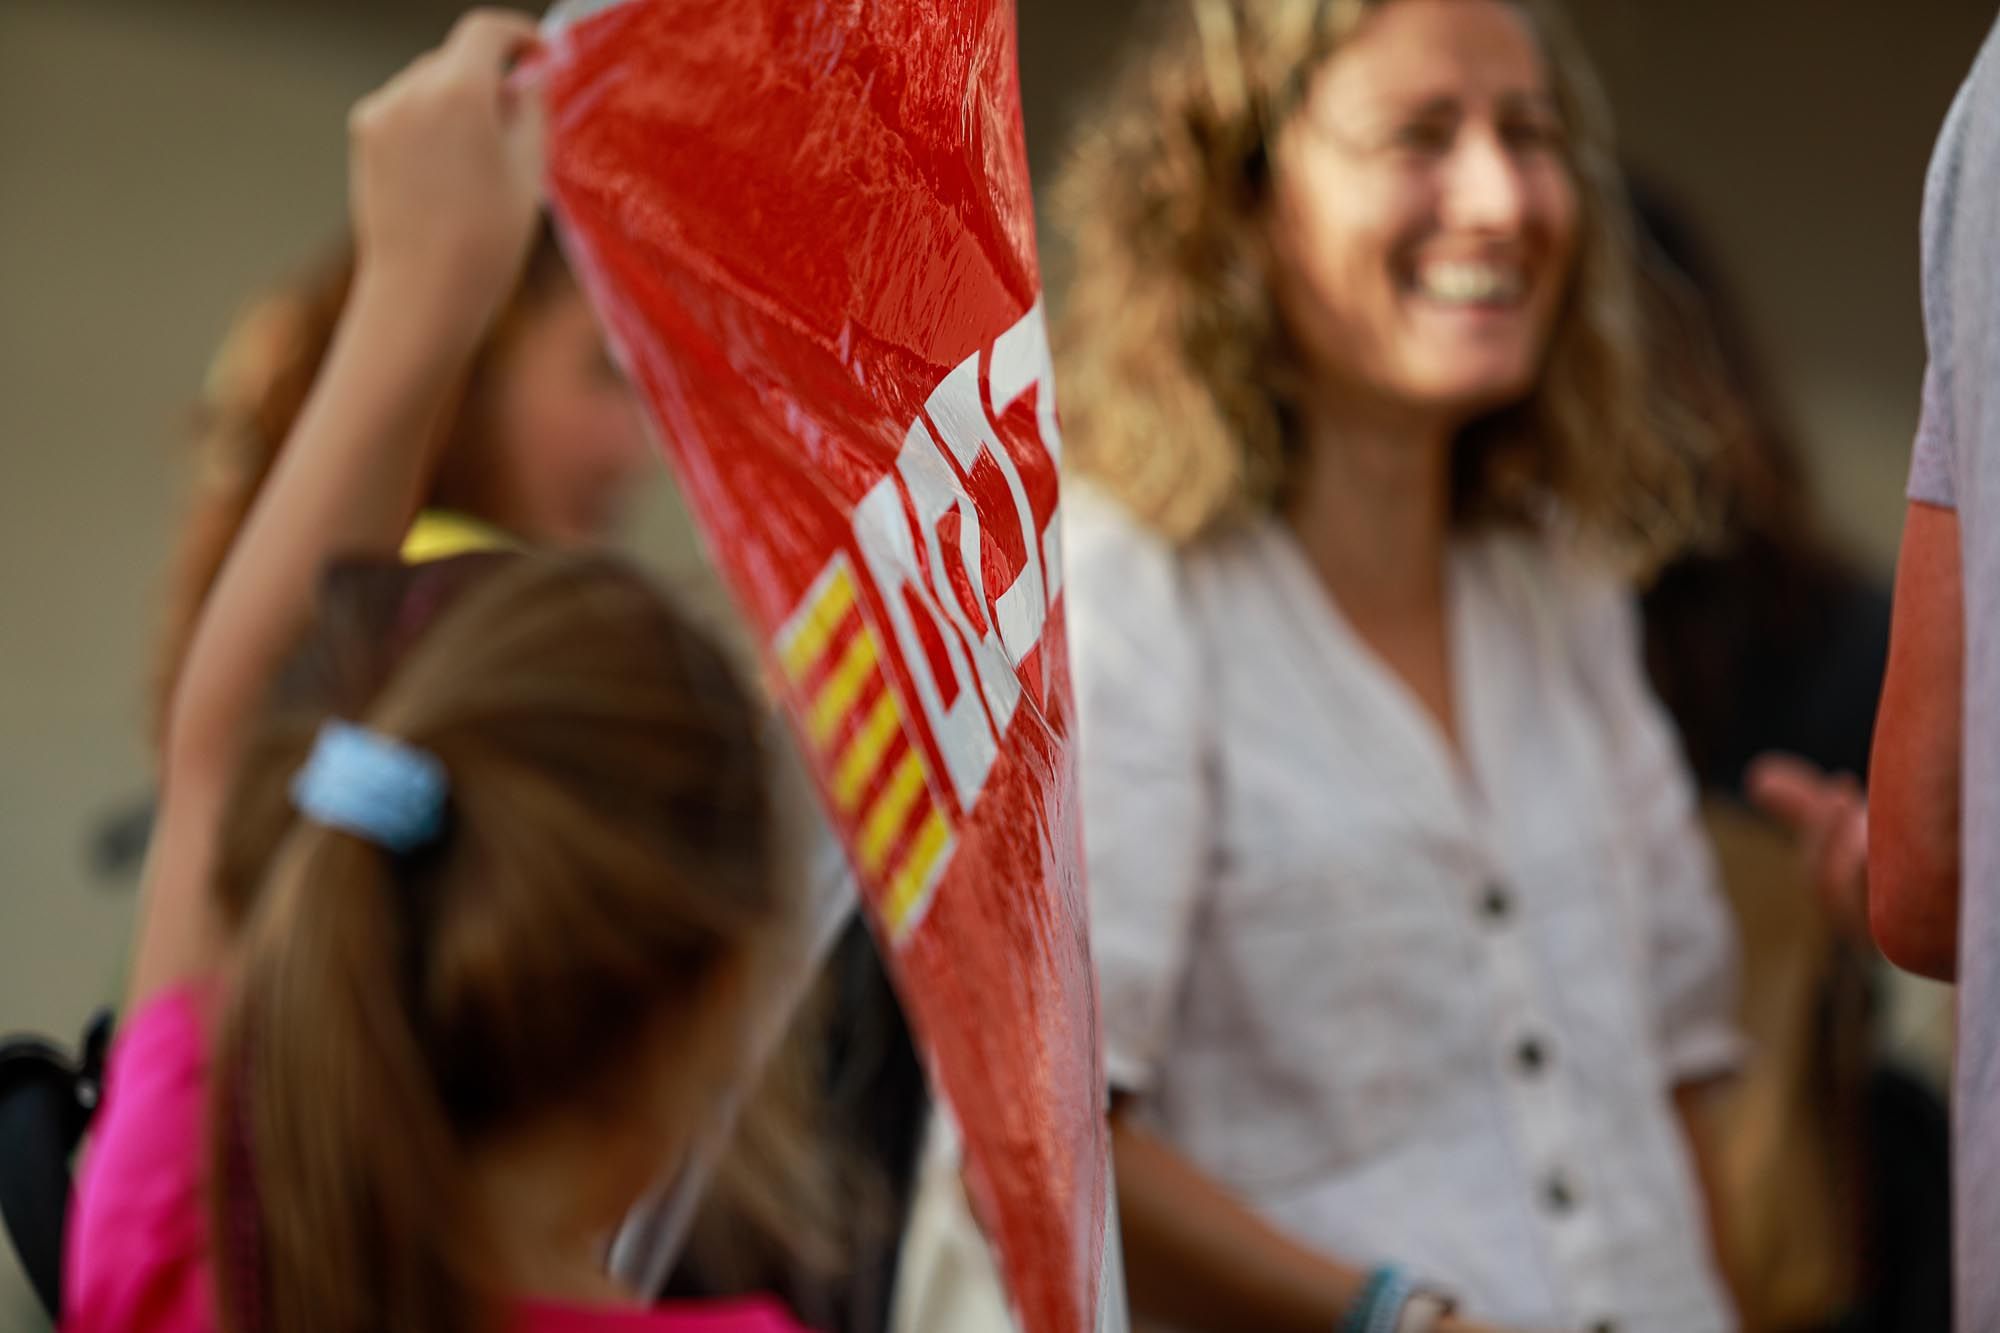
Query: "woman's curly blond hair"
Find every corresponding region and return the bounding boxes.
[1053,0,1713,573]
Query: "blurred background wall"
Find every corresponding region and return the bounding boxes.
[2,0,1992,1326]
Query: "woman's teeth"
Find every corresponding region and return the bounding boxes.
[1414,261,1525,306]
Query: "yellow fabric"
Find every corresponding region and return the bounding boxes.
[399,510,518,564]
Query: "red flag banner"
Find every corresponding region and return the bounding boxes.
[539,3,1109,1330]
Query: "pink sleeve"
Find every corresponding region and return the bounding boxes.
[62,990,216,1333]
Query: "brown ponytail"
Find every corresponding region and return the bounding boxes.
[205,553,795,1333]
[216,826,493,1333]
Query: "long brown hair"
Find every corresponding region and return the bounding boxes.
[150,223,573,750]
[1054,0,1712,573]
[204,552,803,1333]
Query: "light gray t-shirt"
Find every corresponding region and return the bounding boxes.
[1906,15,2000,1329]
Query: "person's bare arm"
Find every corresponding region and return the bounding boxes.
[1673,1082,1742,1321]
[1747,501,1964,979]
[1113,1108,1510,1333]
[128,10,547,1011]
[1867,500,1963,980]
[1113,1109,1361,1332]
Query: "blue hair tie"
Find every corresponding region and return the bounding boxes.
[290,720,447,854]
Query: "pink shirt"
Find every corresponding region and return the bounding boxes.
[62,989,810,1333]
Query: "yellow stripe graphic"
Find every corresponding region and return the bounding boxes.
[884,809,952,929]
[780,565,858,682]
[831,689,903,813]
[807,629,878,747]
[858,749,927,873]
[777,552,960,940]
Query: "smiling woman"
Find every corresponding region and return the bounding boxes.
[1043,2,1740,1331]
[1057,0,1705,569]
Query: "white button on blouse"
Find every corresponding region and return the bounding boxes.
[1066,484,1741,1333]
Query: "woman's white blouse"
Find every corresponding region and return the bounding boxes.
[1067,484,1742,1333]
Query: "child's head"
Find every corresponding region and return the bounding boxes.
[205,551,789,1333]
[433,223,656,547]
[152,223,654,748]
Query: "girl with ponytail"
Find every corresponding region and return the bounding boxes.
[64,14,814,1333]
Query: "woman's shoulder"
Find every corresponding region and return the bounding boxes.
[1061,478,1218,716]
[1062,478,1188,630]
[1064,478,1174,568]
[1065,479,1272,613]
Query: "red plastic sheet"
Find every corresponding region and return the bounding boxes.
[539,3,1109,1329]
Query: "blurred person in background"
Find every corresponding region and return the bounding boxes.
[1632,184,1951,1333]
[1051,0,1740,1329]
[66,15,827,1332]
[147,210,648,739]
[85,182,649,878]
[92,15,926,1333]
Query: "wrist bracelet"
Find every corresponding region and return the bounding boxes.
[1342,1267,1413,1333]
[1342,1267,1457,1333]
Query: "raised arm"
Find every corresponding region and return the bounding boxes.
[128,10,547,1010]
